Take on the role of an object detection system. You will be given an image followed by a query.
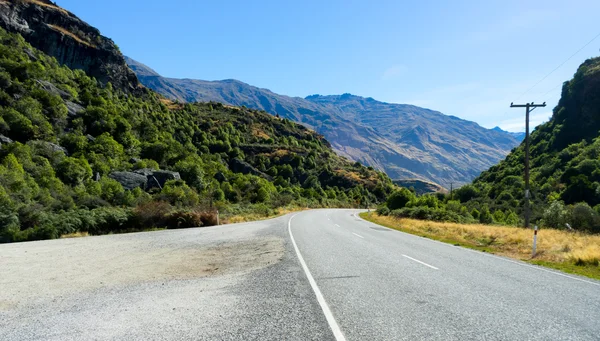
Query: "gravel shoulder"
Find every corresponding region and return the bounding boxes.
[0,213,332,341]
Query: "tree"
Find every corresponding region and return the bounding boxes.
[56,157,92,186]
[479,205,493,224]
[386,188,415,210]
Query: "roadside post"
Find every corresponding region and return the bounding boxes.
[217,210,220,226]
[532,225,538,257]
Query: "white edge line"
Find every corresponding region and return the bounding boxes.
[402,254,439,270]
[355,213,600,287]
[352,232,364,239]
[288,214,347,341]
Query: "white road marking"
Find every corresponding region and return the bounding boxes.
[402,254,439,270]
[288,214,347,341]
[352,233,364,239]
[334,224,340,228]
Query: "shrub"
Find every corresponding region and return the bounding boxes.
[199,211,219,226]
[542,201,570,229]
[165,210,203,229]
[570,202,600,233]
[376,206,390,216]
[131,201,173,229]
[386,188,415,210]
[479,205,493,224]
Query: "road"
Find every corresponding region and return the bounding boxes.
[1,209,599,340]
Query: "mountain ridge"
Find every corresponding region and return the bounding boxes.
[126,56,521,186]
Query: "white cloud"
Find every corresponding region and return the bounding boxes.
[381,65,406,80]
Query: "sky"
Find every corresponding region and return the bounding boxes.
[56,0,600,132]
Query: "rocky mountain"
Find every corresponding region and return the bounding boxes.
[0,0,139,92]
[491,126,525,141]
[126,57,522,186]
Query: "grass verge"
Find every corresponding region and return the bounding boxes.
[360,212,600,280]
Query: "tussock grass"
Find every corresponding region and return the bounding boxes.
[361,213,600,280]
[47,24,96,48]
[22,0,69,14]
[60,231,89,239]
[223,207,307,224]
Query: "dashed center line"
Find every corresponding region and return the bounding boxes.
[352,233,364,239]
[334,224,340,227]
[402,254,439,270]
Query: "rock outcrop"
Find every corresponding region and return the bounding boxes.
[108,171,148,191]
[108,169,182,191]
[133,169,181,190]
[0,0,140,93]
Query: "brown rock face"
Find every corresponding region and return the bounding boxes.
[0,0,140,92]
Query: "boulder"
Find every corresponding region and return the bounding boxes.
[133,169,181,190]
[0,134,13,147]
[66,101,84,117]
[36,80,71,99]
[28,140,68,156]
[108,171,147,191]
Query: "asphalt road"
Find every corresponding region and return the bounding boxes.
[1,209,599,340]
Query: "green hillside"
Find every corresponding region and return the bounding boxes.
[0,27,394,242]
[374,57,600,233]
[462,57,600,231]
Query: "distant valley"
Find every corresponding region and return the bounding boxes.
[126,57,523,187]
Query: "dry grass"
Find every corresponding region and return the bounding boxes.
[362,213,600,279]
[223,207,308,225]
[159,98,183,110]
[252,126,270,140]
[60,231,89,239]
[20,0,69,14]
[47,24,96,48]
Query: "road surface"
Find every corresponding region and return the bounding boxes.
[1,209,599,340]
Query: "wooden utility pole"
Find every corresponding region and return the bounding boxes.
[510,102,546,228]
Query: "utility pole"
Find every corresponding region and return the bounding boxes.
[450,183,454,201]
[510,102,546,228]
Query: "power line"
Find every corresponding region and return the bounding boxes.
[513,31,600,102]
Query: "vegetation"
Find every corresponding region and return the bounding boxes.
[0,28,394,242]
[376,57,600,234]
[361,212,600,280]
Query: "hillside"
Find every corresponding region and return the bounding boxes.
[125,57,522,186]
[0,2,394,243]
[457,57,600,230]
[392,179,447,195]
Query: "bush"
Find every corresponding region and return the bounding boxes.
[386,188,415,210]
[131,201,173,229]
[165,210,203,229]
[542,201,570,229]
[570,202,600,233]
[479,205,493,224]
[376,206,390,216]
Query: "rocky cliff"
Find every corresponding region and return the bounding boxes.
[0,0,139,92]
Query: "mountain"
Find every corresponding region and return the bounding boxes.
[457,57,600,230]
[0,1,395,243]
[126,56,522,186]
[492,126,525,141]
[393,179,447,195]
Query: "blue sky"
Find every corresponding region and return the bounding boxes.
[58,0,600,132]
